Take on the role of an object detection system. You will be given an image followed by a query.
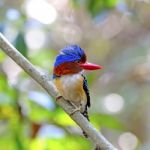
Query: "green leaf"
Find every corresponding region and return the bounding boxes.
[87,0,104,16]
[14,32,28,57]
[104,0,118,8]
[72,0,119,17]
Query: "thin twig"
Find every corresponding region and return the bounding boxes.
[0,33,118,150]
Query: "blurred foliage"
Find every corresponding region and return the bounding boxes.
[91,114,124,130]
[0,0,150,150]
[14,32,28,58]
[72,0,119,16]
[30,136,92,150]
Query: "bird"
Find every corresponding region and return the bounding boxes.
[53,45,103,137]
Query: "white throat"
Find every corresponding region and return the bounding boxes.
[61,72,83,85]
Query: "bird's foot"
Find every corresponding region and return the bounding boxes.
[67,101,81,116]
[83,131,88,138]
[69,107,81,116]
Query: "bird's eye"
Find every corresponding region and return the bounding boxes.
[76,60,80,63]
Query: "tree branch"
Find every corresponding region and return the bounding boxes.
[0,33,117,150]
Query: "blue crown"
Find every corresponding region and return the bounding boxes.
[54,45,85,67]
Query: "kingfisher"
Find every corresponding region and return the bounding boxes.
[53,45,103,136]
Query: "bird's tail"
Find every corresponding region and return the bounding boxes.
[81,110,101,150]
[94,146,101,150]
[81,106,89,138]
[82,104,90,121]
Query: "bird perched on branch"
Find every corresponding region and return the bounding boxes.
[53,45,103,137]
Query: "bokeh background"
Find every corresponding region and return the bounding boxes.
[0,0,150,150]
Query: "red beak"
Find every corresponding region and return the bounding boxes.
[79,62,103,70]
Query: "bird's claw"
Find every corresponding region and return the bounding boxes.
[56,98,81,116]
[56,95,63,101]
[69,104,81,116]
[70,107,80,116]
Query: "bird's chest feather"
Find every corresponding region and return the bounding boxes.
[54,74,86,106]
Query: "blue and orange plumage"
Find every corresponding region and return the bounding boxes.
[53,45,103,137]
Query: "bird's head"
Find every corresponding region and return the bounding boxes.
[53,45,103,78]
